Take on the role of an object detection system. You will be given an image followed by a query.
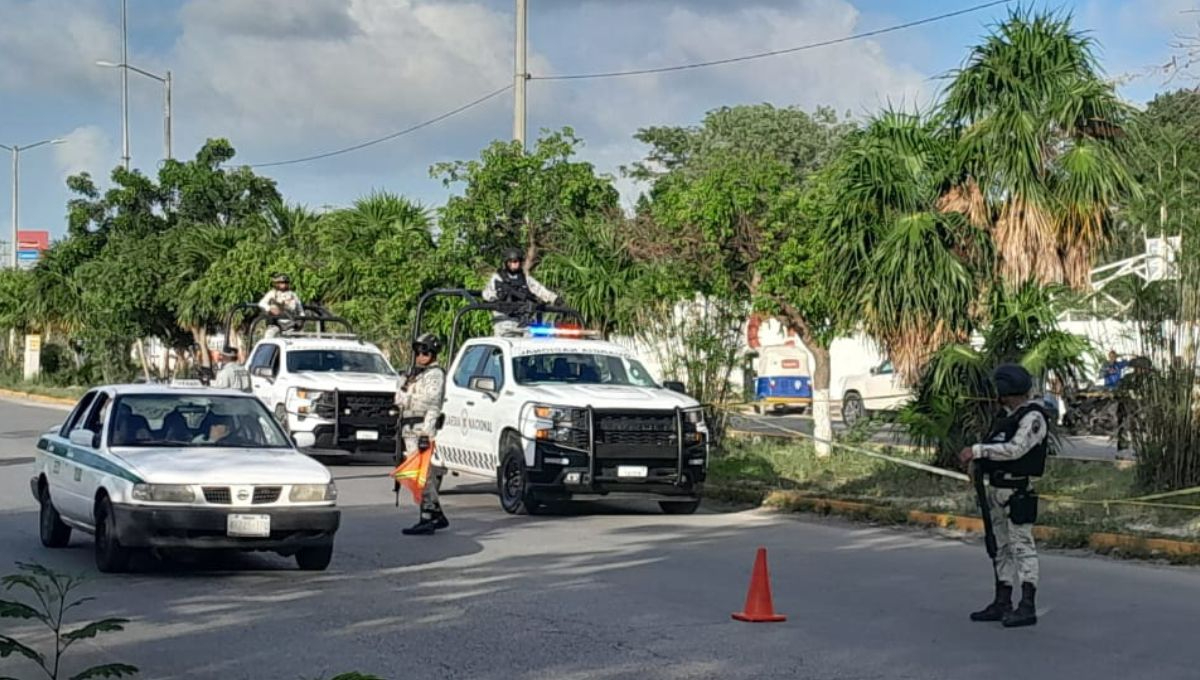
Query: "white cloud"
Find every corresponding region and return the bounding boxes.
[0,0,118,97]
[53,125,113,182]
[174,0,540,150]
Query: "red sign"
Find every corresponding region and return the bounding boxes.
[16,230,49,251]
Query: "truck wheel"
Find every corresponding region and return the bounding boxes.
[295,543,334,571]
[842,392,867,427]
[39,483,72,548]
[498,442,541,515]
[659,500,701,515]
[274,404,288,428]
[94,497,132,574]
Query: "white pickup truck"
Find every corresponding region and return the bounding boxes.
[433,324,709,515]
[229,306,401,457]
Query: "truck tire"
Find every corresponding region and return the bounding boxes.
[498,438,541,515]
[39,483,72,548]
[274,404,288,428]
[659,500,701,515]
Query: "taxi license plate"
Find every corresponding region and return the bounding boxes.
[355,430,379,441]
[227,514,270,538]
[617,465,648,478]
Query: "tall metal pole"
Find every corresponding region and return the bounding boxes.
[121,0,130,169]
[164,69,173,160]
[513,0,527,149]
[9,147,16,269]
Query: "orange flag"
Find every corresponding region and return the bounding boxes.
[391,444,434,504]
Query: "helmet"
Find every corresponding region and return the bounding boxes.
[412,332,442,356]
[501,247,524,265]
[272,274,290,285]
[993,363,1033,397]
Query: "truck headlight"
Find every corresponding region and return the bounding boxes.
[533,405,569,421]
[131,484,195,503]
[683,410,704,424]
[289,482,337,502]
[287,387,325,415]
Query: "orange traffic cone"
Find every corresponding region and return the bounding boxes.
[732,547,787,623]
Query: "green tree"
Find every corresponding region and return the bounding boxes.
[434,128,619,271]
[942,8,1137,289]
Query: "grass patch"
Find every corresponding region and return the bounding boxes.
[710,438,1200,543]
[0,379,85,401]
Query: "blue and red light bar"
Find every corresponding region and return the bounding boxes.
[526,323,600,338]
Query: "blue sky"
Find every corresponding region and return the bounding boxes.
[0,0,1190,243]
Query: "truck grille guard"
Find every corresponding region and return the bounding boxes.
[521,401,708,488]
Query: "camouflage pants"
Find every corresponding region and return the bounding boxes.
[987,486,1039,587]
[493,319,524,337]
[402,428,442,514]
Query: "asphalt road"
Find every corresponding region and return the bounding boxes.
[727,412,1131,461]
[0,398,1195,680]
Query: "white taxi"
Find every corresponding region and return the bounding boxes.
[30,385,340,572]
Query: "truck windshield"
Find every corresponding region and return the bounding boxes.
[286,350,394,375]
[512,353,659,387]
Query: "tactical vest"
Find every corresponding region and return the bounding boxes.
[980,402,1050,478]
[496,270,530,302]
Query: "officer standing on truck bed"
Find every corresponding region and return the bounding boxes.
[482,247,560,336]
[959,363,1049,628]
[397,333,448,535]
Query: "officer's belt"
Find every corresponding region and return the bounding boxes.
[399,416,424,426]
[988,472,1031,489]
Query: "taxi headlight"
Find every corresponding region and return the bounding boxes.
[290,482,336,502]
[131,484,195,503]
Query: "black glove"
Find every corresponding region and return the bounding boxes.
[417,435,431,451]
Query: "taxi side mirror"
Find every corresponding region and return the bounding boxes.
[293,432,316,449]
[69,429,98,448]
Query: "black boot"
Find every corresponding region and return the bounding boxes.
[402,506,448,536]
[429,506,449,530]
[1003,583,1037,628]
[970,582,1013,622]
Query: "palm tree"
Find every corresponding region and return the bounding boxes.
[826,110,991,384]
[942,8,1137,290]
[901,283,1092,468]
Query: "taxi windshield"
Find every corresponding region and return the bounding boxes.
[109,394,292,448]
[512,353,658,387]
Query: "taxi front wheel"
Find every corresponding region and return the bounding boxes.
[94,497,132,573]
[296,543,334,571]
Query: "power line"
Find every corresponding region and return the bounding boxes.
[532,0,1014,81]
[248,84,514,169]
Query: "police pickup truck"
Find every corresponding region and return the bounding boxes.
[418,290,709,514]
[225,304,401,457]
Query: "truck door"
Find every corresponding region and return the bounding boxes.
[436,345,489,475]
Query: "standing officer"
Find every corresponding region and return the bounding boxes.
[212,348,251,392]
[396,333,448,535]
[959,363,1049,628]
[481,247,560,336]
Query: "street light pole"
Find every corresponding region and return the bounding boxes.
[96,61,172,163]
[513,0,527,149]
[0,139,64,269]
[121,0,130,170]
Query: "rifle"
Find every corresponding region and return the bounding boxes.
[972,459,999,573]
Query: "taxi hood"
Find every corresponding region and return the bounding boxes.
[112,447,332,485]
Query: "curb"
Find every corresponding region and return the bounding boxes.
[0,388,78,407]
[709,485,1200,562]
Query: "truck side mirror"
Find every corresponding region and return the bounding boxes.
[469,376,498,394]
[251,366,273,379]
[663,380,687,394]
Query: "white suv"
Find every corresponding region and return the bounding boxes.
[839,360,913,426]
[435,327,709,515]
[246,335,400,457]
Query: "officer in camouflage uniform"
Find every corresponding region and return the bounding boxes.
[959,364,1049,628]
[481,247,560,336]
[397,332,448,535]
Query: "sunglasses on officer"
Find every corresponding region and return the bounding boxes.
[415,346,434,356]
